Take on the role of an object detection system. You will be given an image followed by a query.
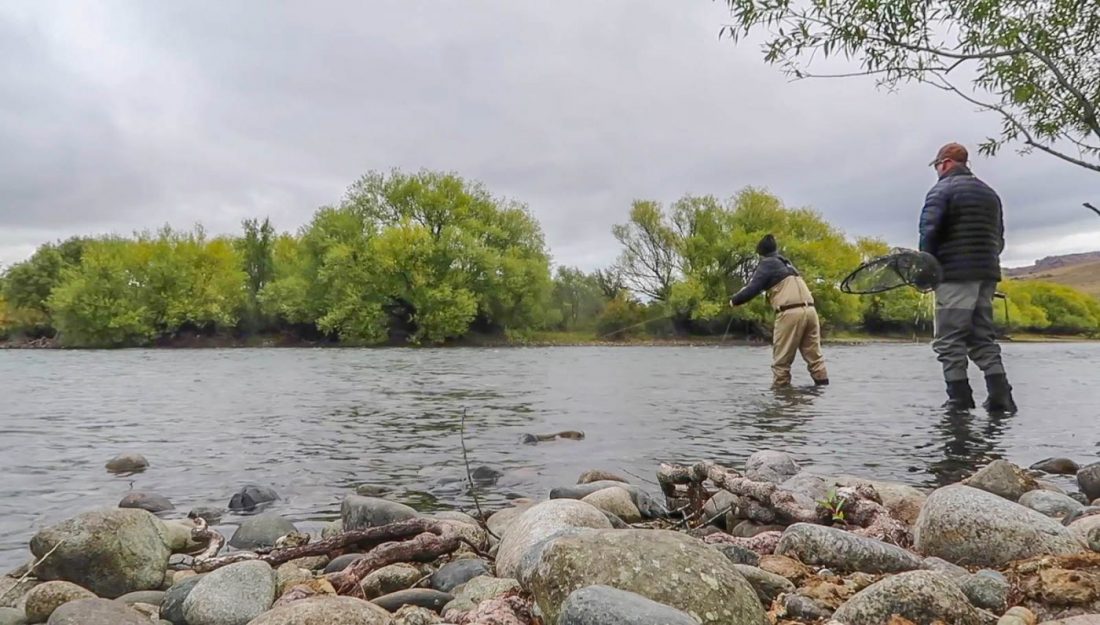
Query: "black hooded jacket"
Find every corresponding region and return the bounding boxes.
[919,165,1005,282]
[730,252,800,306]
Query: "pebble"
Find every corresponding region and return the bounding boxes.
[116,590,166,606]
[227,485,280,511]
[713,543,761,566]
[0,607,24,625]
[105,454,149,474]
[577,470,628,484]
[745,450,802,483]
[341,496,420,531]
[22,581,96,623]
[359,563,423,600]
[160,573,204,625]
[964,460,1041,501]
[429,559,489,593]
[1077,463,1100,502]
[46,599,149,625]
[1030,458,1081,475]
[833,570,986,625]
[914,485,1084,567]
[731,564,796,605]
[776,522,923,573]
[182,561,275,625]
[118,492,174,514]
[558,585,699,625]
[228,513,298,550]
[323,554,365,575]
[1019,490,1085,519]
[580,487,643,522]
[783,594,835,621]
[371,589,453,613]
[188,507,224,525]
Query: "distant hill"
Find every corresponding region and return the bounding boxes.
[1005,251,1100,298]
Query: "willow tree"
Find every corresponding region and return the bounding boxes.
[720,0,1100,173]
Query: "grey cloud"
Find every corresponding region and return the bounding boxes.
[1,0,1096,271]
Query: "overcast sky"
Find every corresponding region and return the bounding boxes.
[1,1,1097,272]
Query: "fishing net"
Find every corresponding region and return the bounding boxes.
[840,248,943,294]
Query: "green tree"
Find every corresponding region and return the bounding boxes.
[999,280,1100,333]
[262,170,553,344]
[550,266,608,330]
[236,218,276,331]
[720,0,1100,172]
[0,237,87,335]
[610,200,680,301]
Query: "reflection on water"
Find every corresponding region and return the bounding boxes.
[0,343,1096,569]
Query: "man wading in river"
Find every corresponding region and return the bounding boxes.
[921,142,1017,413]
[730,234,829,388]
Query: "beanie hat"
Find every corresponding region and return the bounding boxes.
[756,234,777,256]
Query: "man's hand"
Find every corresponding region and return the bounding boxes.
[729,299,740,308]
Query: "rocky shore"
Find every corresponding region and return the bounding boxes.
[3,452,1100,625]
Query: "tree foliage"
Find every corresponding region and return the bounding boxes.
[549,266,608,331]
[260,170,553,344]
[720,0,1100,173]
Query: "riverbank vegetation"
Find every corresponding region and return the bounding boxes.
[2,169,1098,348]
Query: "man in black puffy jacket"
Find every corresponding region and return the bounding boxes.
[920,142,1016,413]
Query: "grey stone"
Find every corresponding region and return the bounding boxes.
[731,520,787,538]
[228,513,298,550]
[23,581,96,623]
[833,570,986,625]
[776,523,923,573]
[227,484,279,511]
[45,599,149,625]
[577,470,628,484]
[324,553,365,574]
[784,594,834,621]
[529,529,765,625]
[1031,458,1082,475]
[392,605,441,625]
[159,573,203,625]
[1020,490,1085,519]
[1090,525,1100,552]
[0,577,38,609]
[356,484,394,497]
[441,576,520,616]
[182,561,275,625]
[914,485,1084,567]
[119,492,174,514]
[1037,617,1100,625]
[731,564,795,605]
[1078,463,1100,502]
[745,450,801,484]
[359,564,423,600]
[372,589,452,613]
[0,607,25,625]
[780,473,831,502]
[431,511,480,526]
[321,519,343,539]
[341,496,419,531]
[548,481,666,518]
[485,505,533,540]
[164,520,205,554]
[274,563,311,597]
[833,475,928,526]
[246,596,393,624]
[117,590,166,607]
[558,585,699,625]
[713,543,761,566]
[105,454,149,474]
[430,559,489,593]
[188,507,223,525]
[921,557,970,578]
[495,499,612,582]
[964,460,1040,501]
[1068,514,1100,543]
[580,487,642,522]
[703,491,738,530]
[30,508,170,598]
[958,570,1009,613]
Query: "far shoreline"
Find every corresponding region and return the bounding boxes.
[1,331,1095,351]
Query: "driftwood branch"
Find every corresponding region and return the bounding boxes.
[656,461,911,545]
[191,518,449,573]
[327,522,461,596]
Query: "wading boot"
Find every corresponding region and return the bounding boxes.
[983,373,1018,414]
[943,379,976,412]
[813,378,830,386]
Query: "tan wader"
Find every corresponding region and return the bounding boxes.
[767,275,828,387]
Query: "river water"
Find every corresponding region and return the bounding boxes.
[1,343,1097,569]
